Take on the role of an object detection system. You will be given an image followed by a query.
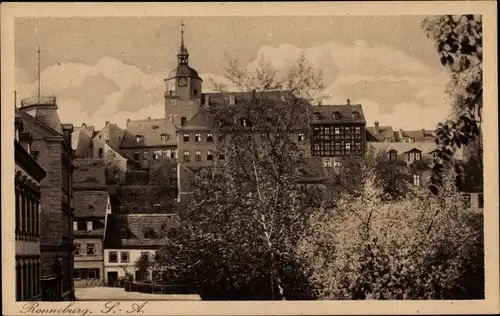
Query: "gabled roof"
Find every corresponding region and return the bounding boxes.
[369,142,437,156]
[366,126,397,142]
[73,191,109,218]
[104,214,180,248]
[398,129,436,142]
[311,104,366,124]
[120,118,177,148]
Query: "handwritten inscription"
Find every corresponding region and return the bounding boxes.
[101,301,149,314]
[20,301,149,316]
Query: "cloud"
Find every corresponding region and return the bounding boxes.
[15,39,452,131]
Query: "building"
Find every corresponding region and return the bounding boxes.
[103,213,179,285]
[17,96,75,301]
[15,117,46,301]
[310,101,367,168]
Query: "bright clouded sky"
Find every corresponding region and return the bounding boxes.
[15,16,453,130]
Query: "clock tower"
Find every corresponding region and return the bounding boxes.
[164,22,203,128]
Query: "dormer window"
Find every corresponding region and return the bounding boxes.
[195,133,201,142]
[389,150,398,161]
[352,111,360,119]
[298,133,305,142]
[229,95,236,105]
[415,152,422,161]
[160,134,168,140]
[333,112,341,120]
[144,228,154,239]
[135,135,144,143]
[314,112,321,120]
[152,125,159,130]
[240,118,250,127]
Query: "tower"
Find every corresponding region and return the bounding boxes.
[164,21,203,127]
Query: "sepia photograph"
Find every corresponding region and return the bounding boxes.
[2,2,498,315]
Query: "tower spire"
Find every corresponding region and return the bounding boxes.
[181,20,185,46]
[177,20,189,65]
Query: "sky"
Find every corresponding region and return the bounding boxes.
[14,16,453,130]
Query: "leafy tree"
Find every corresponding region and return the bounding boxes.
[213,52,326,104]
[135,253,152,282]
[297,165,484,299]
[158,93,320,300]
[421,15,483,194]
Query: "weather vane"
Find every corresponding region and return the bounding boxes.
[181,20,185,43]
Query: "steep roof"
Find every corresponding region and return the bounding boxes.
[366,126,397,142]
[120,117,177,148]
[369,142,437,156]
[73,191,109,218]
[178,90,309,132]
[311,104,366,125]
[166,64,202,80]
[105,214,180,248]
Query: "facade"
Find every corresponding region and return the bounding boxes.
[15,118,47,301]
[103,214,179,285]
[310,102,367,168]
[73,191,112,287]
[17,96,75,301]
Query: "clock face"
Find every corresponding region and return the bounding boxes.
[178,78,187,87]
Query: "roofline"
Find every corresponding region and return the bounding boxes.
[15,141,46,182]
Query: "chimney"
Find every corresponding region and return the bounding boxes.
[346,99,350,105]
[126,119,130,126]
[374,121,380,134]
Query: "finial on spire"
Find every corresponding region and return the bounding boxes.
[181,20,185,45]
[36,45,41,101]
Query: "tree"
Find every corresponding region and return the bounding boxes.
[421,15,483,194]
[158,93,321,300]
[135,253,151,282]
[213,52,326,104]
[297,164,484,299]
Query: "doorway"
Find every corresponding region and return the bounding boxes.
[107,271,118,287]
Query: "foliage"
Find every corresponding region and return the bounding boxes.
[297,167,484,299]
[213,52,327,104]
[421,15,483,194]
[135,253,152,282]
[157,94,320,300]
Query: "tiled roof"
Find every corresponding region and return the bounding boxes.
[366,126,397,142]
[311,104,366,125]
[398,129,436,142]
[179,90,309,132]
[369,142,437,156]
[120,118,177,148]
[73,191,109,218]
[74,229,105,237]
[73,158,106,186]
[105,214,180,248]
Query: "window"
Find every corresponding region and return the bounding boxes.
[77,221,86,231]
[333,112,341,120]
[153,150,161,160]
[162,150,169,157]
[181,117,187,126]
[415,152,422,161]
[389,151,397,160]
[323,158,332,167]
[141,252,150,260]
[334,127,340,135]
[160,134,168,140]
[88,268,99,279]
[314,112,321,120]
[195,150,202,161]
[345,142,351,151]
[462,194,472,208]
[355,141,362,151]
[121,252,130,263]
[195,133,201,142]
[74,243,80,255]
[133,152,140,160]
[109,251,118,263]
[409,152,415,162]
[229,95,236,105]
[183,151,190,162]
[207,133,213,142]
[352,111,360,119]
[334,160,341,167]
[207,150,214,161]
[98,148,104,158]
[86,221,93,231]
[143,151,148,160]
[413,174,421,186]
[478,193,484,208]
[355,126,361,134]
[136,135,143,143]
[241,118,249,127]
[86,243,95,255]
[183,134,190,142]
[73,221,78,232]
[193,89,198,96]
[298,133,305,142]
